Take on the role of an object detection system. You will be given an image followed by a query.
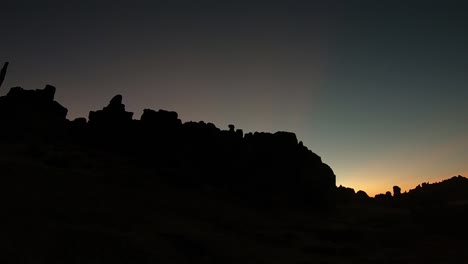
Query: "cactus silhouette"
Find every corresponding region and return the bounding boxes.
[0,62,9,89]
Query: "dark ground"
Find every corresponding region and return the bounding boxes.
[1,141,467,264]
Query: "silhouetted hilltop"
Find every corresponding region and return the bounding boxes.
[403,176,468,205]
[363,176,468,209]
[0,85,336,206]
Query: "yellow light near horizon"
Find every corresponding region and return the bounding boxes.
[336,135,468,197]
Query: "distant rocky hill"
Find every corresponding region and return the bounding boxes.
[335,176,468,206]
[402,176,468,205]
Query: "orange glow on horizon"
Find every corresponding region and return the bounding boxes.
[335,133,468,197]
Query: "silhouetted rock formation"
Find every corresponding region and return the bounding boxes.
[0,62,8,89]
[335,186,371,204]
[336,185,356,203]
[0,85,336,207]
[404,176,468,206]
[141,109,182,129]
[2,84,468,263]
[356,190,369,200]
[0,85,67,139]
[89,94,134,126]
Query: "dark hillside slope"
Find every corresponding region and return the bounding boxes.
[0,85,337,263]
[1,85,468,263]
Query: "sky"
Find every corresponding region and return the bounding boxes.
[1,0,467,196]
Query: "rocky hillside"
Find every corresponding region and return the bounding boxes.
[0,84,336,206]
[2,84,468,263]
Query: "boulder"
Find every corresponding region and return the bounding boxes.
[0,85,67,122]
[0,85,68,138]
[140,109,181,129]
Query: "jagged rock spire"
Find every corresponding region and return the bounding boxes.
[88,94,133,125]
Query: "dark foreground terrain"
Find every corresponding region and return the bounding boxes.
[2,144,467,263]
[0,77,467,263]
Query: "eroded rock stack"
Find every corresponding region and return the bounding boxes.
[88,95,133,126]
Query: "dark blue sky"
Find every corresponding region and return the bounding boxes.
[1,0,467,194]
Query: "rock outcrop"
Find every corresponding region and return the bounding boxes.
[141,109,181,129]
[0,85,67,138]
[88,95,133,126]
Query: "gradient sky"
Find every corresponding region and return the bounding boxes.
[1,1,467,195]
